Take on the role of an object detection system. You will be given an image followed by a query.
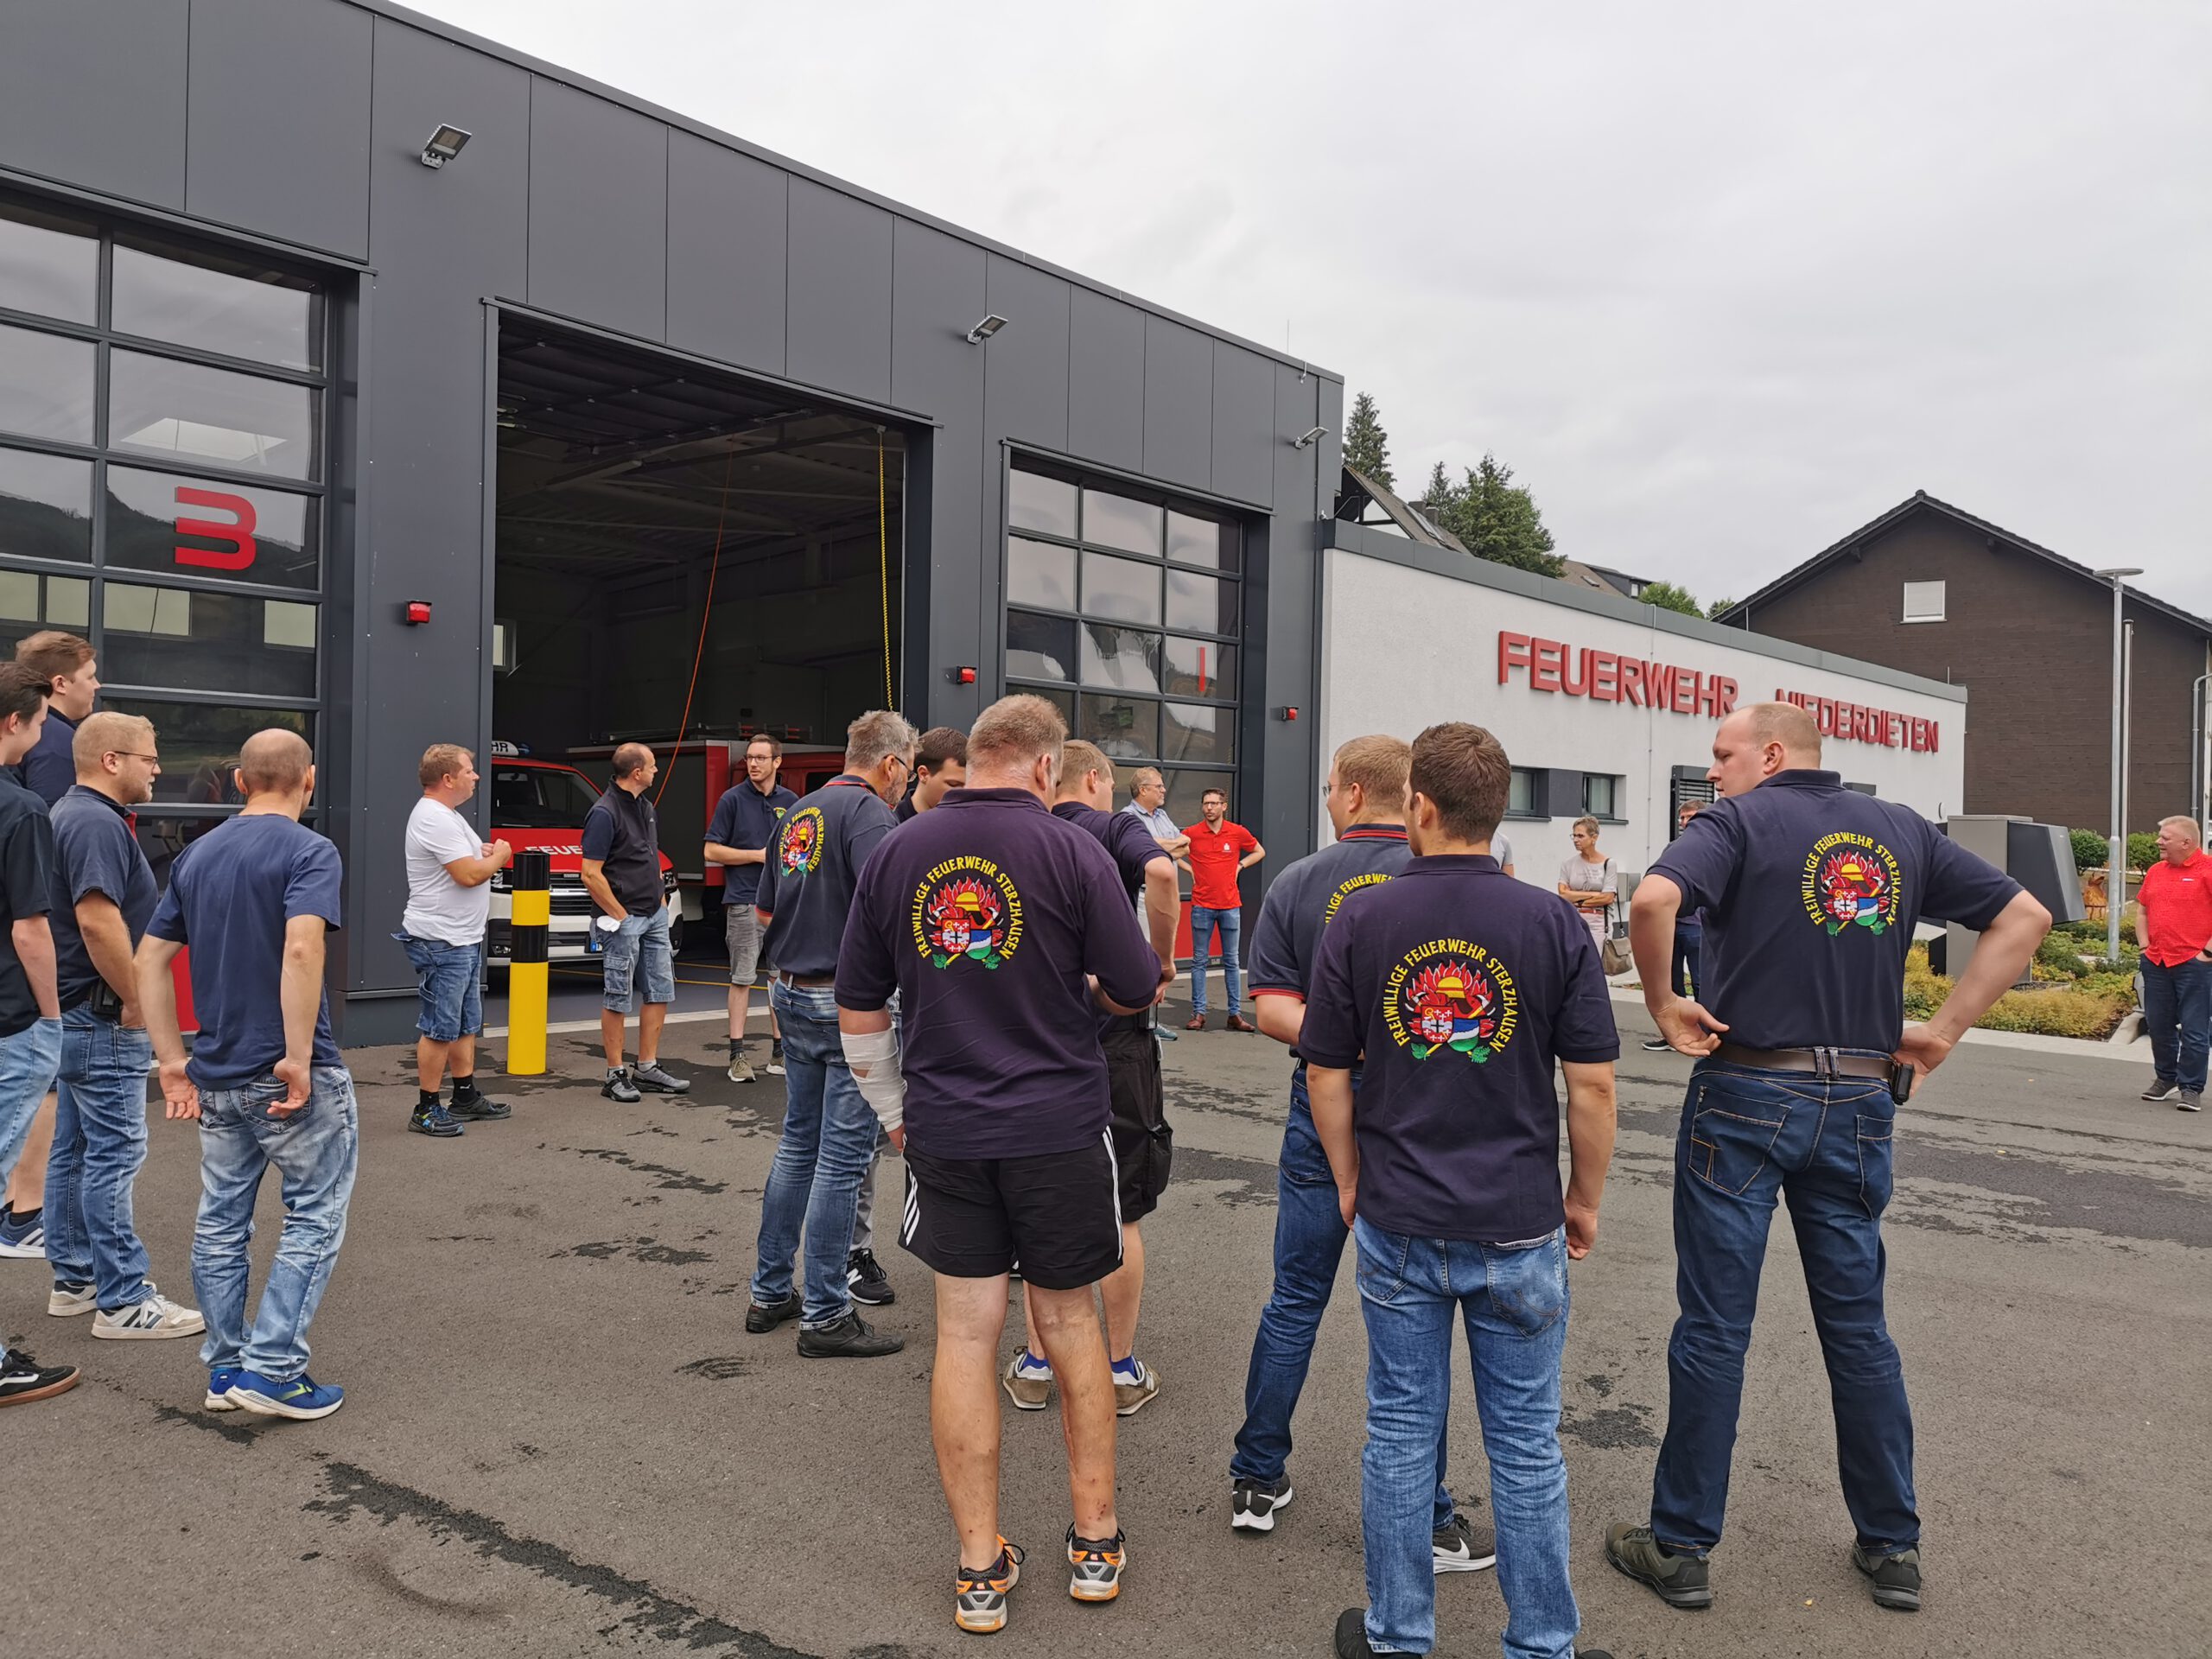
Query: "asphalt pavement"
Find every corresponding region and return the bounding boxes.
[8,995,2208,1658]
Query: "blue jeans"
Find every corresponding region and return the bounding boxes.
[45,1007,156,1310]
[0,1015,61,1372]
[1232,1065,1453,1529]
[1649,1058,1915,1556]
[2140,957,2211,1094]
[601,907,675,1014]
[193,1065,360,1381]
[396,932,485,1041]
[750,982,874,1327]
[1356,1220,1578,1658]
[1672,921,1703,1000]
[1190,904,1242,1017]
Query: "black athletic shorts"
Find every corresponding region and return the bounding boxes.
[1103,1020,1173,1223]
[901,1136,1123,1291]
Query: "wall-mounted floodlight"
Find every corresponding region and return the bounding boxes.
[420,125,473,168]
[966,315,1009,343]
[1290,425,1328,449]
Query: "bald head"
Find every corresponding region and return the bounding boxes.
[1708,701,1821,798]
[237,728,313,799]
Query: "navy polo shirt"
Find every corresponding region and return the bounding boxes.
[1051,800,1170,906]
[1649,768,2019,1052]
[705,779,798,907]
[1247,824,1414,1003]
[16,709,77,806]
[1302,854,1619,1243]
[755,775,897,977]
[836,788,1164,1160]
[48,785,158,1010]
[580,782,664,916]
[0,774,55,1039]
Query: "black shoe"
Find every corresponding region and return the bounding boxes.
[447,1090,511,1121]
[630,1060,690,1094]
[846,1248,895,1306]
[1230,1476,1293,1533]
[2180,1091,2204,1113]
[0,1350,81,1408]
[1853,1542,1922,1611]
[601,1068,642,1103]
[1605,1522,1713,1609]
[743,1292,801,1334]
[1641,1037,1674,1052]
[1432,1511,1497,1573]
[2141,1078,2179,1102]
[796,1310,905,1358]
[1334,1609,1372,1658]
[408,1103,465,1138]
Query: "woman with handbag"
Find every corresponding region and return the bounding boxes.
[1558,816,1627,970]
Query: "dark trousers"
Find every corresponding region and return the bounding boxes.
[2140,957,2211,1095]
[1672,921,1703,1000]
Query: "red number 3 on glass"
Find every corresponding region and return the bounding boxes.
[174,486,258,572]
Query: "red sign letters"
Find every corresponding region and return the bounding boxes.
[1774,689,1939,751]
[1497,632,1739,718]
[173,486,257,573]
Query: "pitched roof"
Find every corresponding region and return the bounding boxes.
[1337,466,1470,552]
[1713,490,2212,639]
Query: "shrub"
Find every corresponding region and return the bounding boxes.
[1904,944,1953,1020]
[2069,828,2111,874]
[2077,969,2139,1005]
[1974,988,2128,1040]
[2128,831,2158,871]
[2033,934,2088,976]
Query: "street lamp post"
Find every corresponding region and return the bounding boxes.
[2095,567,2144,961]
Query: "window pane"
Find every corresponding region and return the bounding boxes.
[112,238,322,371]
[0,446,92,563]
[105,465,320,590]
[0,322,96,443]
[1012,682,1074,728]
[1078,623,1161,693]
[1166,566,1236,635]
[1078,692,1159,760]
[1167,510,1238,571]
[1901,580,1945,622]
[1163,702,1235,766]
[2,568,92,650]
[0,198,98,324]
[1509,768,1535,815]
[1081,550,1160,626]
[101,583,318,699]
[103,697,310,805]
[1006,537,1076,611]
[109,349,320,480]
[1162,636,1236,701]
[134,814,233,888]
[1584,774,1618,818]
[1008,470,1077,539]
[1083,489,1161,557]
[1005,609,1076,682]
[1164,770,1230,830]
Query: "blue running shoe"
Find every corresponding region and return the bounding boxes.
[230,1370,345,1421]
[0,1205,47,1259]
[205,1365,245,1412]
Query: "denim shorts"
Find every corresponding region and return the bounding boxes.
[395,933,484,1042]
[601,907,676,1014]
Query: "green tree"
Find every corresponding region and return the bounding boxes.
[1343,391,1394,490]
[1642,580,1702,617]
[1706,596,1737,620]
[1437,453,1562,577]
[1417,460,1456,521]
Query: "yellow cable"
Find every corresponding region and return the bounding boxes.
[878,432,893,707]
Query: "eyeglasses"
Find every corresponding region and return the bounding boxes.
[110,752,161,764]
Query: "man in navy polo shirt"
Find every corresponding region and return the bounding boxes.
[1605,702,2049,1618]
[744,709,914,1358]
[1229,734,1488,1576]
[837,694,1162,1634]
[705,734,798,1084]
[1304,722,1621,1659]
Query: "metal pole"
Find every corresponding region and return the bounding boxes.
[2096,569,2143,960]
[2193,671,2209,831]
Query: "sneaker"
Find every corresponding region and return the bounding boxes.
[1001,1350,1054,1411]
[1432,1511,1497,1573]
[92,1288,206,1340]
[447,1090,512,1121]
[846,1248,895,1306]
[1155,1025,1179,1042]
[1852,1542,1923,1611]
[1230,1476,1294,1533]
[0,1349,79,1408]
[727,1051,756,1084]
[2180,1091,2204,1114]
[1065,1524,1126,1603]
[48,1280,95,1317]
[1112,1357,1161,1417]
[204,1365,245,1411]
[229,1370,346,1421]
[1605,1522,1712,1609]
[632,1060,691,1094]
[409,1102,465,1137]
[601,1068,642,1103]
[2140,1078,2180,1103]
[796,1309,905,1357]
[744,1291,802,1334]
[0,1206,46,1258]
[1642,1037,1674,1052]
[955,1538,1024,1635]
[766,1040,786,1077]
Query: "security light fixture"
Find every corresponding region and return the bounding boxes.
[965,315,1009,344]
[420,124,472,168]
[1291,425,1327,449]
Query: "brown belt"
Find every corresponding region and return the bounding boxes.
[1713,1043,1891,1081]
[776,970,835,988]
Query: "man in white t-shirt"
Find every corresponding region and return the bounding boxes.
[397,744,512,1138]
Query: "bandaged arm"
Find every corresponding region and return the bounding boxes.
[839,1007,906,1140]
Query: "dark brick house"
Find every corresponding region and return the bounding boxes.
[1715,493,2212,836]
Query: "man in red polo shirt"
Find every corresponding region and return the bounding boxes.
[2136,815,2212,1112]
[1185,786,1264,1031]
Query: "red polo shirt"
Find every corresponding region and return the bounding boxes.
[1185,817,1259,910]
[2138,850,2212,967]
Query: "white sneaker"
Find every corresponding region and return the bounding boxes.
[92,1289,207,1340]
[48,1281,96,1317]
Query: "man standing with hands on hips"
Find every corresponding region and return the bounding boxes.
[582,744,689,1103]
[2135,815,2212,1112]
[1605,702,2050,1616]
[1185,786,1262,1031]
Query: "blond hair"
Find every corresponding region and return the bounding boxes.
[73,711,154,774]
[418,742,473,790]
[969,694,1068,772]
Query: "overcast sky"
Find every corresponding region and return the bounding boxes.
[421,0,2210,614]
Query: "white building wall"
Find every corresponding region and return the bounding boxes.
[1317,544,1969,882]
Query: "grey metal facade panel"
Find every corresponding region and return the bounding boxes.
[1313,378,1344,521]
[785,179,893,404]
[1254,364,1325,879]
[1065,289,1146,475]
[184,0,373,257]
[982,256,1071,455]
[0,1,190,211]
[1142,318,1212,493]
[526,79,669,342]
[1210,341,1277,507]
[665,132,789,376]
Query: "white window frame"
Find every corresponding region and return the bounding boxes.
[1901,580,1946,623]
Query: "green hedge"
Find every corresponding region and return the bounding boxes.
[1976,988,2129,1040]
[2069,828,2110,874]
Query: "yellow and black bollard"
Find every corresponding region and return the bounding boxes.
[505,849,550,1076]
